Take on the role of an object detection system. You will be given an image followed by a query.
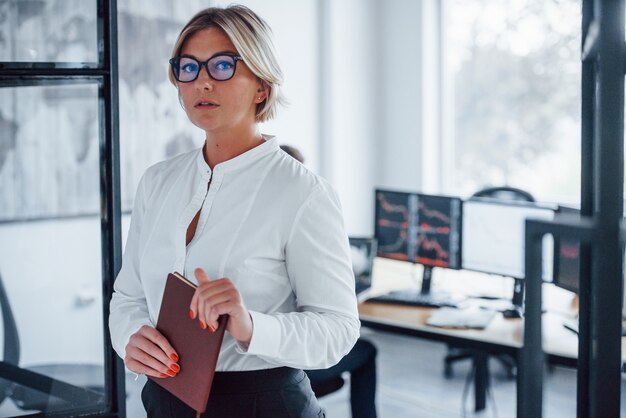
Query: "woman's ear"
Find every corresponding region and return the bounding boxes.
[254,82,269,104]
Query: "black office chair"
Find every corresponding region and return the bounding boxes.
[0,271,105,412]
[309,374,346,397]
[306,338,378,418]
[0,271,19,407]
[470,186,535,203]
[443,186,535,379]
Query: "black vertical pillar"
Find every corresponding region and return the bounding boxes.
[98,0,125,416]
[588,1,624,417]
[517,224,544,417]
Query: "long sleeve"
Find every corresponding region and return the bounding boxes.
[108,172,153,360]
[108,138,360,372]
[242,183,360,369]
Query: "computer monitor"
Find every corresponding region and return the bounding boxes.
[462,198,556,305]
[374,189,412,262]
[413,193,462,270]
[553,207,626,323]
[374,189,462,293]
[349,237,378,297]
[553,205,580,294]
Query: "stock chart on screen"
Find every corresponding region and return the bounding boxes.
[375,190,461,269]
[375,190,414,261]
[553,206,580,293]
[414,195,462,269]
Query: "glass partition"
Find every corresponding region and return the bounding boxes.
[0,83,106,415]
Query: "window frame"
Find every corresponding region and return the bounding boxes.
[0,0,125,416]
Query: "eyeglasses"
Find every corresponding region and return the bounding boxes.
[169,53,243,83]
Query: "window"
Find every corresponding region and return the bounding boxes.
[0,0,124,416]
[0,0,97,63]
[443,0,581,205]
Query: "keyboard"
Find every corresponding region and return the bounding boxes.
[367,289,464,308]
[426,307,497,329]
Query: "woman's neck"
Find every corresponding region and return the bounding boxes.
[203,127,264,169]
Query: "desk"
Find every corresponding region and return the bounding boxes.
[358,258,626,411]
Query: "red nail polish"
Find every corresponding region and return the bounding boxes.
[170,353,179,362]
[159,372,169,378]
[170,363,180,373]
[189,309,195,320]
[208,324,216,333]
[166,370,176,377]
[200,320,207,330]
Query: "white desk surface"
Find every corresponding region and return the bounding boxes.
[359,258,625,361]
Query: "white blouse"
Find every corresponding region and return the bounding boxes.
[109,136,360,371]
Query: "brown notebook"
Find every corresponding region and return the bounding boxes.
[148,272,228,413]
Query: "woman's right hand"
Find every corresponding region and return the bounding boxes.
[124,325,180,378]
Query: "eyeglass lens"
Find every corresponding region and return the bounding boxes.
[174,55,238,82]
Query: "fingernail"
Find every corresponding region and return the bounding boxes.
[170,363,180,373]
[200,320,207,330]
[189,309,195,320]
[207,324,216,332]
[166,370,176,377]
[170,353,179,362]
[159,372,169,378]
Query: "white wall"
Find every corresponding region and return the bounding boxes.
[323,0,431,234]
[376,0,425,194]
[321,0,379,236]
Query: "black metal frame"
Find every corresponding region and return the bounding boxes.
[0,1,125,417]
[518,1,625,417]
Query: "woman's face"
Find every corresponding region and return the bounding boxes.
[177,27,266,135]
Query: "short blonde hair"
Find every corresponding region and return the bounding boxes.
[169,5,285,123]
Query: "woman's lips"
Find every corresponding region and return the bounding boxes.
[194,100,219,108]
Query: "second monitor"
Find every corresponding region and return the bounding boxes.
[462,198,556,308]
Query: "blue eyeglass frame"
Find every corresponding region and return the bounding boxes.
[169,52,244,82]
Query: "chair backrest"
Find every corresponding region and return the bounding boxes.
[470,186,535,203]
[0,272,20,404]
[349,237,377,296]
[0,273,19,365]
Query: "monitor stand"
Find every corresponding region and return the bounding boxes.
[511,278,524,307]
[420,266,434,294]
[415,265,464,306]
[504,279,525,318]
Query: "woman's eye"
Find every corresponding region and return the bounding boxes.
[181,63,199,73]
[214,60,234,71]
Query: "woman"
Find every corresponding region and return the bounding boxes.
[109,5,360,418]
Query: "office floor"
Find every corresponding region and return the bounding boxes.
[125,328,626,418]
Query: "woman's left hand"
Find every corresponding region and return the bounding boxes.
[189,267,253,346]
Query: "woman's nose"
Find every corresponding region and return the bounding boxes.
[195,65,214,90]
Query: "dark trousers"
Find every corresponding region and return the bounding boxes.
[142,367,324,418]
[306,338,378,418]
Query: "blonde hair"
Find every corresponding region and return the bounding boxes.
[169,4,285,123]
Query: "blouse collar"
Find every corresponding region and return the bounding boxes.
[195,134,278,178]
